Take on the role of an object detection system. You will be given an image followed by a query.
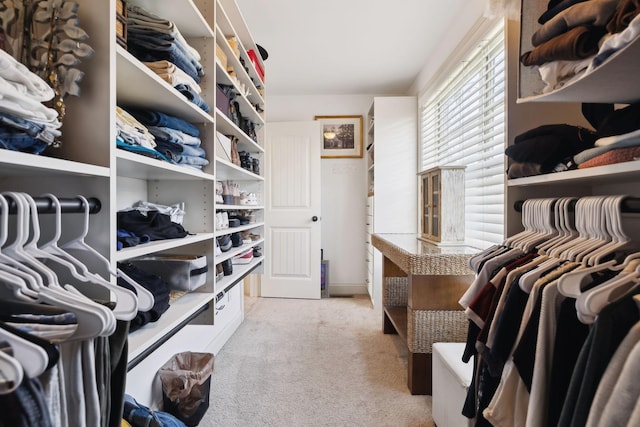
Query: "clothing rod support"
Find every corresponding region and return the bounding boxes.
[513,197,640,213]
[3,196,101,214]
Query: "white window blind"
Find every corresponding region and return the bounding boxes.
[420,22,505,250]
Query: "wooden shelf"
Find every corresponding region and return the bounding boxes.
[384,306,408,342]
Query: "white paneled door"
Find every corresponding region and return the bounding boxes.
[262,121,322,298]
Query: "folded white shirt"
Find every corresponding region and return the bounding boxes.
[0,49,54,102]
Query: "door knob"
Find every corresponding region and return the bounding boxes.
[312,216,318,222]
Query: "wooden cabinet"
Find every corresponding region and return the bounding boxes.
[419,166,465,245]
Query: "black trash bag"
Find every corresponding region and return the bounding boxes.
[158,352,215,426]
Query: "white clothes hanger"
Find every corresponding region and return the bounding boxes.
[575,259,640,324]
[28,193,140,320]
[557,259,618,298]
[572,196,618,263]
[538,197,578,254]
[518,256,562,293]
[39,194,152,311]
[549,197,597,260]
[509,199,558,252]
[504,199,538,248]
[0,348,23,395]
[0,320,48,378]
[60,195,154,312]
[521,198,558,252]
[583,195,633,266]
[0,195,40,301]
[0,192,112,340]
[563,196,608,262]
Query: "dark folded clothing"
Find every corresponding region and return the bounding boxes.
[506,124,596,172]
[521,25,607,66]
[607,0,640,33]
[532,0,620,47]
[597,103,640,138]
[117,262,171,332]
[539,0,589,24]
[117,210,189,241]
[153,139,184,162]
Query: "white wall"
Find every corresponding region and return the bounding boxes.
[408,0,489,96]
[264,2,489,296]
[267,94,373,294]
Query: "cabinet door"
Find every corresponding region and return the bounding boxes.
[421,170,442,242]
[430,171,440,240]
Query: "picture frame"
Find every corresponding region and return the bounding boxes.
[314,115,363,158]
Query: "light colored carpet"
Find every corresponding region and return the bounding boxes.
[199,295,434,427]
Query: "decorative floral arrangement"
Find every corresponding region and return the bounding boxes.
[0,0,93,128]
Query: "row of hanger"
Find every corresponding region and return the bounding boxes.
[474,195,640,325]
[0,192,154,394]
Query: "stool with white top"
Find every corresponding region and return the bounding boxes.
[432,342,474,427]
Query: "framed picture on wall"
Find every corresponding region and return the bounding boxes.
[314,115,363,158]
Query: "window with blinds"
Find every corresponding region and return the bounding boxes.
[419,22,505,250]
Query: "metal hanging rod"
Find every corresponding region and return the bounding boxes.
[2,196,101,214]
[514,197,640,213]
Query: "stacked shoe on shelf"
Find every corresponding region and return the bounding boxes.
[215,212,229,230]
[232,248,253,265]
[239,192,258,206]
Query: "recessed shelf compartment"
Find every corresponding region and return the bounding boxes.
[127,0,214,38]
[115,233,216,261]
[214,257,263,293]
[517,0,640,104]
[215,109,264,151]
[127,292,215,361]
[117,150,215,181]
[116,47,215,124]
[215,223,264,237]
[216,157,264,180]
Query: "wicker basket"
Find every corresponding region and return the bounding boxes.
[408,309,468,353]
[383,277,408,307]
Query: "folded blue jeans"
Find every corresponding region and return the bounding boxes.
[128,109,200,137]
[127,27,202,73]
[176,154,209,167]
[175,83,210,113]
[0,112,60,144]
[148,126,201,146]
[127,36,203,82]
[0,128,49,154]
[180,144,206,158]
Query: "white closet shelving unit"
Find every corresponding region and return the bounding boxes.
[506,2,640,237]
[214,0,266,297]
[0,0,266,409]
[365,97,417,309]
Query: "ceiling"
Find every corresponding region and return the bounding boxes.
[236,0,468,96]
